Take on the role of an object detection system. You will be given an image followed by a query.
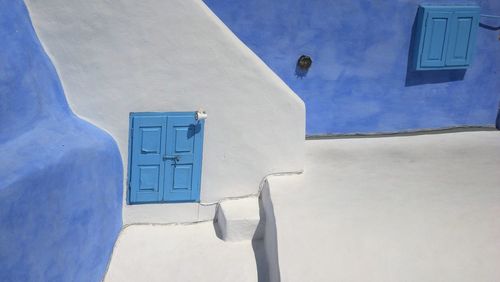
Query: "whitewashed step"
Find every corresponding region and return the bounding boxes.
[216,196,261,242]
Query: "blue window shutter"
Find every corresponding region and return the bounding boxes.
[414,5,480,70]
[420,11,452,68]
[129,115,166,203]
[446,10,479,67]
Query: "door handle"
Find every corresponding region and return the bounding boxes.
[163,155,180,162]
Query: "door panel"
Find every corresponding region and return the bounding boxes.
[129,116,166,203]
[173,165,193,190]
[140,127,162,154]
[163,116,202,202]
[174,127,195,153]
[138,166,160,191]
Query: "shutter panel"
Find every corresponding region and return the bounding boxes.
[420,11,452,68]
[446,11,479,67]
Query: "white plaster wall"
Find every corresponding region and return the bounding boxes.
[260,182,281,282]
[25,0,304,222]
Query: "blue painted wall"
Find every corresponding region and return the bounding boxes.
[204,0,500,135]
[0,1,122,281]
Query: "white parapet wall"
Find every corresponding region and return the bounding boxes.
[25,0,305,223]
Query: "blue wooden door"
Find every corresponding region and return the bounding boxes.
[129,112,204,204]
[420,11,452,68]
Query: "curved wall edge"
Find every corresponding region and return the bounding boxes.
[0,1,123,280]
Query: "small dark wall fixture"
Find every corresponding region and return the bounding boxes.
[295,55,312,78]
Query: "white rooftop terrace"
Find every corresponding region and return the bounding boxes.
[271,130,500,282]
[105,130,500,282]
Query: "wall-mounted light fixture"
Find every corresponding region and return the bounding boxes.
[297,55,312,70]
[295,55,312,78]
[195,110,207,121]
